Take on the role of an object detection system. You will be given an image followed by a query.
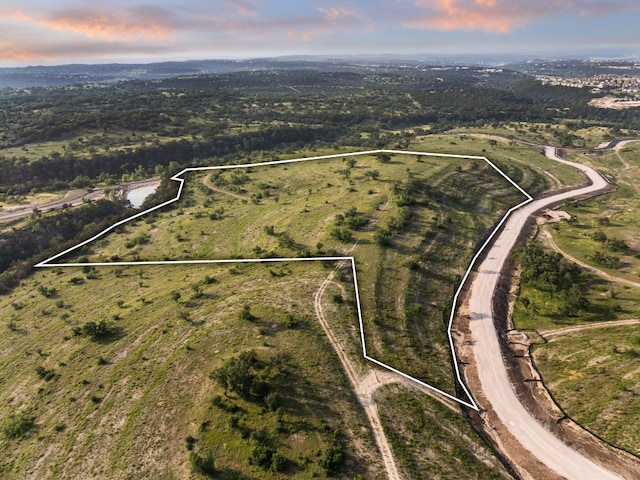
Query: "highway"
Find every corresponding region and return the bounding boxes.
[0,178,159,223]
[467,146,622,480]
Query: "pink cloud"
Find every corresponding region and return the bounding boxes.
[0,46,45,62]
[221,0,258,17]
[405,0,639,33]
[203,5,374,43]
[317,6,368,26]
[292,5,374,41]
[0,6,174,42]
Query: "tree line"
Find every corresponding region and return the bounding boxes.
[0,199,129,293]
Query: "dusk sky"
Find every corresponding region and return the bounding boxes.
[0,0,638,66]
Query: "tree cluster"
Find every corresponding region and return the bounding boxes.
[515,242,589,316]
[0,199,129,293]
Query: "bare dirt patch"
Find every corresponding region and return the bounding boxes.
[589,97,640,110]
[536,209,571,225]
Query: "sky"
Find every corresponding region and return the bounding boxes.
[0,0,638,66]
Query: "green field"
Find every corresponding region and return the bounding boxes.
[377,386,510,479]
[2,141,557,478]
[514,143,640,329]
[75,149,532,397]
[5,133,620,478]
[450,123,629,149]
[0,262,385,479]
[533,326,640,457]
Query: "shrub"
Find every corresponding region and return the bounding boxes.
[37,285,57,298]
[185,435,197,451]
[318,432,346,474]
[3,412,36,439]
[35,366,58,381]
[249,443,276,471]
[81,320,120,340]
[238,304,255,322]
[283,313,299,329]
[330,227,352,243]
[190,451,216,476]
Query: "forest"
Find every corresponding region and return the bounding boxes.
[1,66,637,293]
[1,68,638,196]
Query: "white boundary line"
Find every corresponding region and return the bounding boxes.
[36,149,534,411]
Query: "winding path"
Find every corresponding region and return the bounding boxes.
[541,229,640,289]
[466,146,623,479]
[202,173,250,201]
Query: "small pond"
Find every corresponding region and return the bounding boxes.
[126,185,157,209]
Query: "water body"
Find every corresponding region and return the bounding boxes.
[126,185,157,209]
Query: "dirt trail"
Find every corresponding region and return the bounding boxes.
[311,189,469,479]
[314,264,401,480]
[201,173,250,201]
[541,229,640,289]
[539,318,640,340]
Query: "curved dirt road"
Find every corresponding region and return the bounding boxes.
[541,229,640,289]
[539,318,640,340]
[467,146,623,479]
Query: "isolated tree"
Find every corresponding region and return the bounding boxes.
[376,152,391,163]
[365,169,380,180]
[211,350,260,400]
[239,304,255,322]
[591,230,607,246]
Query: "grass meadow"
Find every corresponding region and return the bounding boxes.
[1,137,594,478]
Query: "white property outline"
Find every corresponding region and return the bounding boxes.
[36,149,534,411]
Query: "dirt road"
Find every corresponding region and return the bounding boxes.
[466,146,623,479]
[314,264,401,480]
[539,318,640,340]
[541,229,640,289]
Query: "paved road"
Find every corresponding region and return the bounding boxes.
[467,146,623,480]
[0,178,159,223]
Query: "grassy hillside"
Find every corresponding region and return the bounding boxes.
[74,149,528,398]
[1,139,580,479]
[533,325,640,457]
[0,262,384,479]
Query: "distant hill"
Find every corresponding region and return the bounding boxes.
[1,53,638,89]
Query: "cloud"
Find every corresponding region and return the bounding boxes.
[0,6,175,42]
[0,38,169,63]
[221,0,258,17]
[0,47,43,62]
[1,0,636,65]
[317,6,368,26]
[404,0,639,33]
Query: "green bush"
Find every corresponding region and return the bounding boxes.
[3,412,36,439]
[190,451,216,476]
